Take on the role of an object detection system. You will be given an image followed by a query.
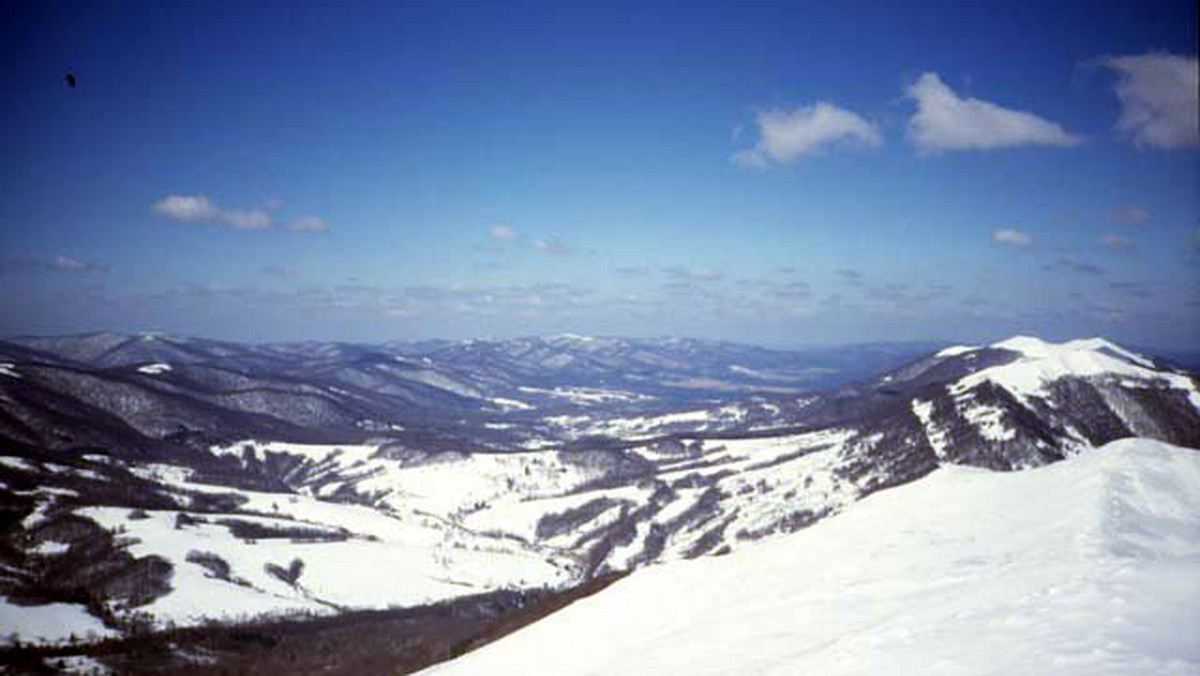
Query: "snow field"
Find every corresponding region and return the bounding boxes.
[423,438,1200,676]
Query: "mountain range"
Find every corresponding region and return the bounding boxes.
[0,333,1197,674]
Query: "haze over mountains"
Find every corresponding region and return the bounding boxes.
[1,331,1197,673]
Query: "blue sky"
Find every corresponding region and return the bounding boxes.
[2,0,1197,348]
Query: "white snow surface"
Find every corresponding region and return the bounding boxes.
[423,438,1200,676]
[935,344,979,358]
[518,385,653,405]
[955,335,1200,409]
[60,452,582,629]
[136,362,172,375]
[0,600,116,645]
[911,398,949,459]
[0,362,20,378]
[489,397,534,411]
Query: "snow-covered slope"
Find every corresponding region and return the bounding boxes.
[954,336,1196,407]
[423,438,1200,676]
[898,336,1200,470]
[2,334,1196,650]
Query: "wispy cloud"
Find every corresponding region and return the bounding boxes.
[54,255,104,272]
[1111,205,1151,227]
[287,216,329,233]
[1100,232,1135,252]
[1046,258,1106,275]
[906,72,1082,152]
[732,102,882,168]
[768,280,812,300]
[615,264,653,277]
[0,254,108,275]
[1100,53,1199,149]
[864,282,938,312]
[531,237,574,256]
[489,224,517,242]
[835,268,864,283]
[992,228,1034,247]
[663,266,724,282]
[1110,281,1154,299]
[219,209,271,230]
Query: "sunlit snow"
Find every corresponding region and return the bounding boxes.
[424,438,1200,676]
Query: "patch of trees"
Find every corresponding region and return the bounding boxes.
[264,558,305,587]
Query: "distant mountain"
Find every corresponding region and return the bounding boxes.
[0,333,1196,672]
[0,333,937,455]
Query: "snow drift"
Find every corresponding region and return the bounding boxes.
[422,438,1200,676]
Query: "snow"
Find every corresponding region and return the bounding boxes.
[31,541,71,555]
[210,440,378,464]
[994,336,1154,368]
[464,485,651,544]
[554,408,736,441]
[54,451,584,629]
[0,362,20,378]
[961,402,1016,442]
[911,398,949,459]
[518,385,653,405]
[0,455,37,472]
[954,336,1200,410]
[936,345,979,358]
[74,501,572,628]
[137,362,172,375]
[551,333,596,343]
[423,438,1200,676]
[490,397,534,411]
[657,428,855,482]
[0,600,116,645]
[22,501,53,529]
[52,655,112,675]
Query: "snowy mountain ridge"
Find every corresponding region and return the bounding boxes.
[944,335,1196,407]
[422,437,1200,676]
[0,334,1197,672]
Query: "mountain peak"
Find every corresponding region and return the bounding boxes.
[988,335,1154,368]
[954,335,1191,409]
[990,334,1052,355]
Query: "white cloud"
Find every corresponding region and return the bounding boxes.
[906,72,1082,152]
[288,216,329,232]
[1100,232,1135,251]
[992,229,1033,247]
[153,195,219,221]
[732,102,882,168]
[490,224,517,241]
[54,255,91,271]
[152,194,272,231]
[1102,53,1199,149]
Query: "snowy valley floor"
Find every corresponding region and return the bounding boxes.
[422,438,1200,676]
